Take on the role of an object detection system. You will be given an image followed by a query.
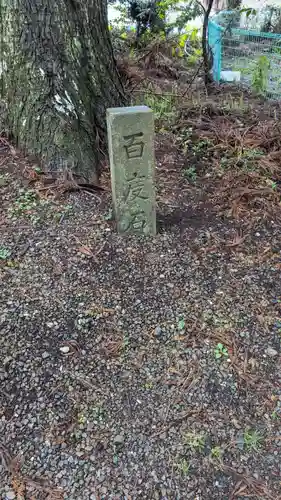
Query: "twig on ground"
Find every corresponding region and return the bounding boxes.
[222,464,277,500]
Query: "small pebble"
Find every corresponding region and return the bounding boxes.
[114,434,125,445]
[265,347,278,357]
[5,491,16,500]
[60,346,70,354]
[154,326,162,337]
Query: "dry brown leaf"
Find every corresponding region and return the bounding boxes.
[173,335,186,341]
[77,245,94,257]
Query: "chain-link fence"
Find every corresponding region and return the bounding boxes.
[208,10,281,99]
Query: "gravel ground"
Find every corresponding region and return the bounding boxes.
[0,144,281,500]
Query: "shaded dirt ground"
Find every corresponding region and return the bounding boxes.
[1,89,281,500]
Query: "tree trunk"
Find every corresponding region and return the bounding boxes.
[5,0,127,181]
[202,0,215,86]
[227,0,242,9]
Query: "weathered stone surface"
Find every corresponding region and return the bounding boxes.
[107,106,156,235]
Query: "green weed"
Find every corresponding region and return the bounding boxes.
[143,381,153,390]
[91,404,106,423]
[175,458,190,476]
[135,91,176,128]
[77,413,87,425]
[240,148,264,163]
[191,139,211,156]
[214,343,228,360]
[184,431,205,452]
[210,446,223,459]
[122,334,129,350]
[183,166,197,182]
[222,94,247,112]
[0,247,11,260]
[220,147,264,173]
[252,56,270,94]
[178,318,185,331]
[271,410,280,420]
[243,428,263,451]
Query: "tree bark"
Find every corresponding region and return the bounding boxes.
[12,0,127,181]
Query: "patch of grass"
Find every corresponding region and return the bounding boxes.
[0,247,11,260]
[214,343,228,360]
[135,90,177,129]
[243,428,263,452]
[175,458,190,476]
[222,94,247,112]
[184,431,205,452]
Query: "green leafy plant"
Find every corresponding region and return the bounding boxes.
[91,404,106,423]
[184,166,197,182]
[139,91,176,128]
[175,458,190,476]
[238,148,264,171]
[178,318,185,330]
[271,410,279,420]
[243,428,263,451]
[0,247,11,260]
[191,139,211,156]
[122,334,130,350]
[220,147,264,173]
[184,431,205,452]
[77,412,87,425]
[210,446,223,459]
[214,343,228,359]
[144,380,153,389]
[9,189,40,219]
[252,56,270,94]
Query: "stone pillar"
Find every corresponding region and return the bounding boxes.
[107,106,156,235]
